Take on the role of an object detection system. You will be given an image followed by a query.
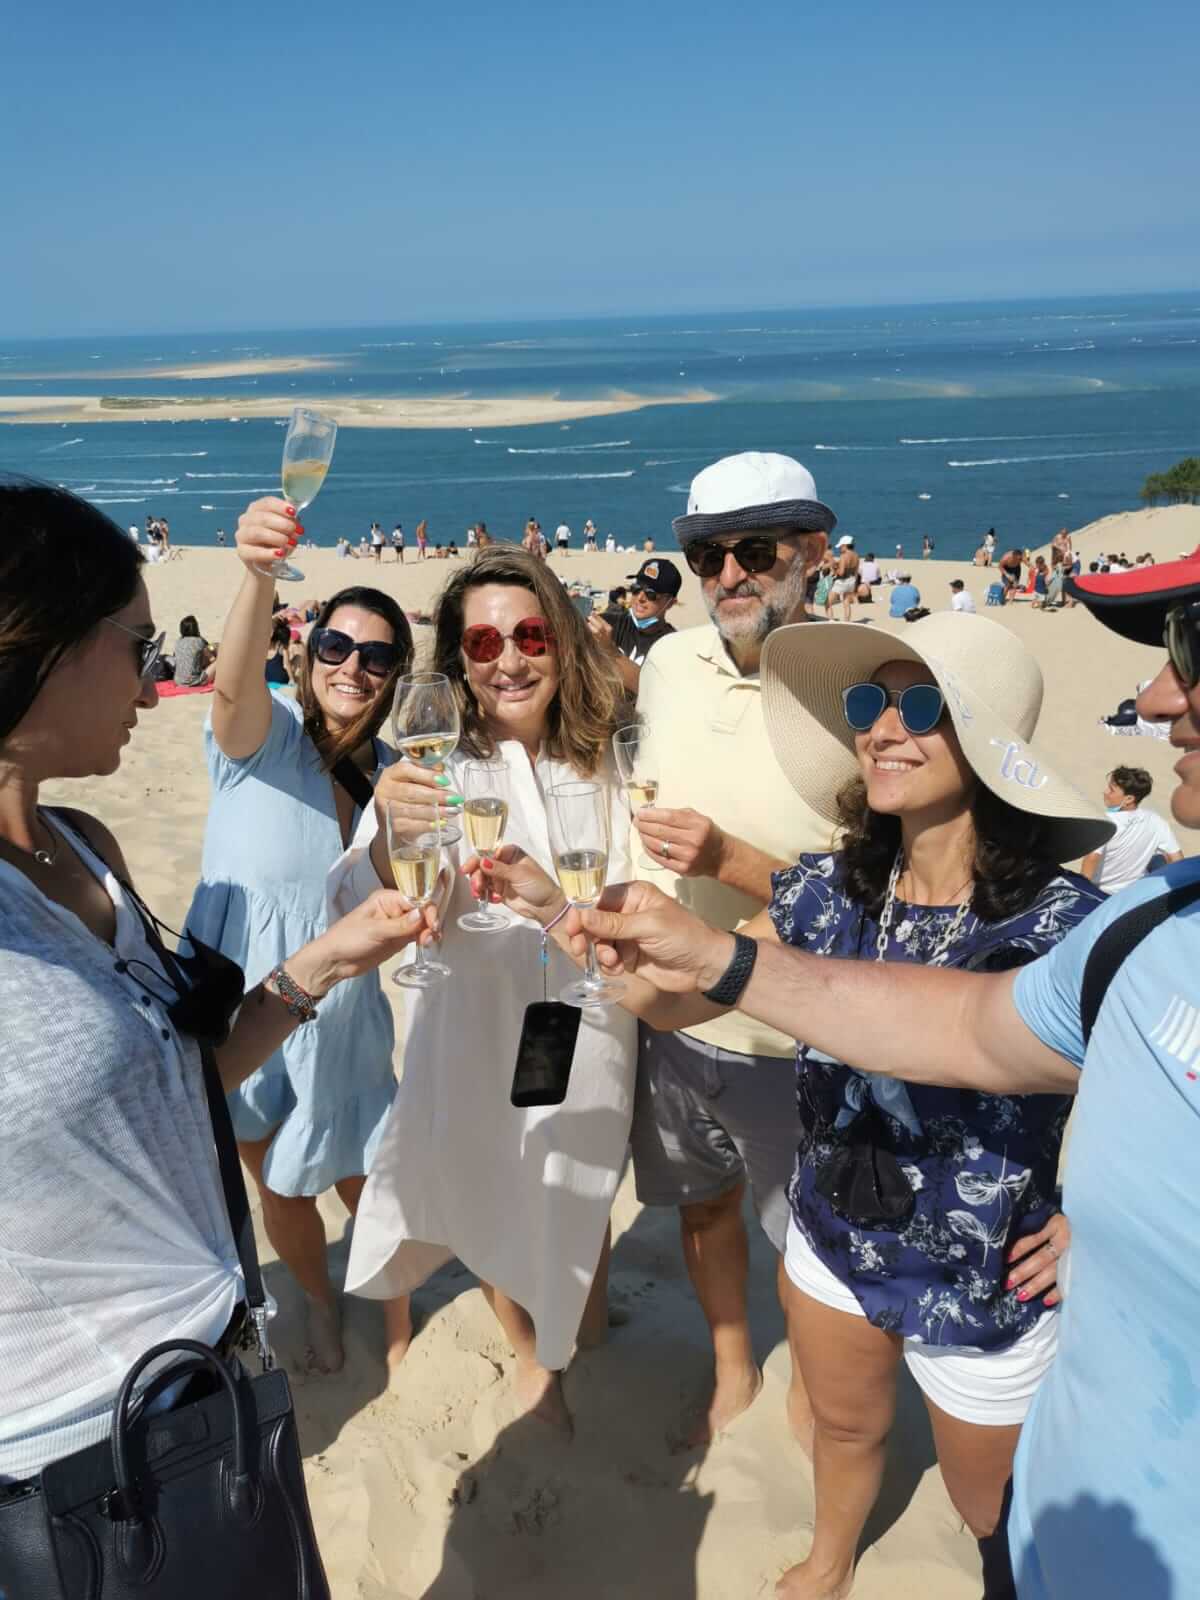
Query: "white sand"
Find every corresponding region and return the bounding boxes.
[40,503,1198,1598]
[0,389,717,429]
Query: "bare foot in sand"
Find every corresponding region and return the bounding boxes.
[513,1360,573,1435]
[775,1558,854,1599]
[384,1295,414,1392]
[304,1295,345,1375]
[673,1362,763,1451]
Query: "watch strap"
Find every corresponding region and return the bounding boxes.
[267,964,319,1023]
[701,931,759,1006]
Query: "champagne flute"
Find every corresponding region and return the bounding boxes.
[386,799,455,987]
[458,759,512,933]
[270,406,337,583]
[547,780,625,1008]
[612,721,663,873]
[391,672,461,771]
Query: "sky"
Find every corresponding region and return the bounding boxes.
[3,0,1198,337]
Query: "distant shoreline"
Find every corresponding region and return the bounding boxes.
[2,356,344,382]
[0,389,717,429]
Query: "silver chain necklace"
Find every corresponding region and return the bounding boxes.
[875,850,971,964]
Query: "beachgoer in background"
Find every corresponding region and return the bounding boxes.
[174,614,218,686]
[1081,765,1183,891]
[601,585,629,626]
[358,535,370,556]
[1031,556,1050,608]
[522,517,543,560]
[187,499,416,1378]
[895,543,904,560]
[832,535,860,621]
[216,527,226,547]
[861,551,881,585]
[448,540,459,558]
[974,542,990,565]
[330,546,632,1429]
[643,536,656,553]
[813,554,834,618]
[0,480,424,1529]
[475,525,492,550]
[998,547,1023,601]
[949,578,976,614]
[621,452,836,1446]
[584,518,598,551]
[555,521,571,557]
[888,573,921,618]
[984,528,996,561]
[466,523,479,549]
[370,522,385,563]
[265,617,292,685]
[416,520,428,561]
[575,612,1105,1597]
[922,534,933,559]
[587,557,682,695]
[605,532,616,553]
[391,523,405,563]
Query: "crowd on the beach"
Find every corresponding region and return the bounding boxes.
[2,449,1197,1600]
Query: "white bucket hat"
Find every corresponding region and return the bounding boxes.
[760,613,1115,862]
[672,452,837,547]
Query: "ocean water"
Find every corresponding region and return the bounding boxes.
[1,292,1197,560]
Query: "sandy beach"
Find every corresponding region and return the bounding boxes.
[0,388,717,429]
[39,502,1197,1599]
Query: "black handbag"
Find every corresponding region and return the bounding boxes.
[0,889,331,1600]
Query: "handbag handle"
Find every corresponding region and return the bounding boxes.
[109,1340,257,1523]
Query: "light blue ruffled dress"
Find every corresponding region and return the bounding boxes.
[185,692,396,1197]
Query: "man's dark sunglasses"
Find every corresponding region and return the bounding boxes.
[842,681,947,736]
[1165,600,1200,688]
[311,627,401,678]
[684,536,780,579]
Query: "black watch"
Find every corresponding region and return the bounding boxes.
[701,932,759,1006]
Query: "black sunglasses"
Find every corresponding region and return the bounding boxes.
[105,617,166,681]
[311,627,401,678]
[1165,600,1200,688]
[685,535,780,579]
[842,681,947,736]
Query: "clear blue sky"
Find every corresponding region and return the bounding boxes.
[4,0,1198,337]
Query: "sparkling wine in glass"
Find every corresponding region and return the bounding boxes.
[612,721,663,873]
[391,672,461,772]
[547,781,625,1008]
[458,759,511,933]
[272,406,337,583]
[386,800,455,987]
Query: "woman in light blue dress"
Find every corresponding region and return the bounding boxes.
[187,496,415,1375]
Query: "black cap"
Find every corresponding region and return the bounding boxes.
[626,558,682,598]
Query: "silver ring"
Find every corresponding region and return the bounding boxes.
[661,840,671,859]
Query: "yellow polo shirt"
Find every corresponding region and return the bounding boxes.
[635,622,836,1059]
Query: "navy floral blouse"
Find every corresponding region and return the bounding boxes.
[769,853,1105,1350]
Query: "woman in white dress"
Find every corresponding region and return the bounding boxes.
[329,547,636,1428]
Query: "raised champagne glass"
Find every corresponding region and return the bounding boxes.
[546,780,624,1008]
[458,758,512,933]
[271,406,337,583]
[386,799,457,987]
[390,671,461,771]
[612,721,663,873]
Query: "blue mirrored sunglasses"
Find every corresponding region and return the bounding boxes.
[842,681,946,736]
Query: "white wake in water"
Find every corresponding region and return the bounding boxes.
[507,440,632,455]
[948,446,1186,468]
[40,438,84,451]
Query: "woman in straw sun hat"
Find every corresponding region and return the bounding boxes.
[570,611,1114,1598]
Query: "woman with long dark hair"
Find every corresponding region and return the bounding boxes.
[0,480,423,1523]
[186,497,415,1377]
[329,546,635,1428]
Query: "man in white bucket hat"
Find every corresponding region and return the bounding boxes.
[624,451,835,1446]
[571,559,1200,1597]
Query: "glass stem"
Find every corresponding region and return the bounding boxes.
[412,927,429,969]
[583,935,601,989]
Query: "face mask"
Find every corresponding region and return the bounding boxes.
[1105,804,1127,813]
[632,610,661,630]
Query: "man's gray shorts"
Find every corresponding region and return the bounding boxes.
[629,1023,800,1253]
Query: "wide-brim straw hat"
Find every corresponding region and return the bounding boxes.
[761,613,1115,862]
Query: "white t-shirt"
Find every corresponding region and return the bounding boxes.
[605,536,616,552]
[556,524,571,544]
[860,560,880,583]
[950,590,977,613]
[1092,808,1182,892]
[371,527,385,547]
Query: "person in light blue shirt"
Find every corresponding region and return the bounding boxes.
[567,549,1200,1597]
[889,575,921,617]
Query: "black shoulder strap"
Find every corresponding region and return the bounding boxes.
[1080,877,1200,1047]
[332,755,375,812]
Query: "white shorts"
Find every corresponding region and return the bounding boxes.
[784,1216,1058,1426]
[831,577,858,596]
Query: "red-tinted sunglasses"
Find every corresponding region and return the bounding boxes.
[461,617,556,664]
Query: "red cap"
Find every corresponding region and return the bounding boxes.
[1066,547,1200,646]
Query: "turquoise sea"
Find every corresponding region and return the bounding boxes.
[1,292,1197,559]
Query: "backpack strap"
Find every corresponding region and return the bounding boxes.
[331,755,375,812]
[1080,877,1200,1048]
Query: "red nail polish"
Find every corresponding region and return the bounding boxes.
[481,858,494,870]
[1005,1276,1015,1290]
[285,505,296,517]
[1017,1289,1029,1301]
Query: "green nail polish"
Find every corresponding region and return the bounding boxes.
[447,794,464,805]
[435,775,450,787]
